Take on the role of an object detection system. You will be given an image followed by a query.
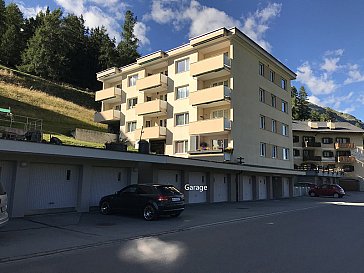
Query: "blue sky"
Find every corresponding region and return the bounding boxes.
[7,0,364,121]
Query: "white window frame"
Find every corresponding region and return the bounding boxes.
[211,109,229,119]
[176,85,189,100]
[282,123,288,136]
[259,88,265,102]
[260,115,266,129]
[176,58,190,73]
[283,148,290,160]
[127,97,138,109]
[211,80,229,87]
[281,78,287,90]
[128,74,138,87]
[269,70,275,82]
[175,112,189,126]
[272,145,277,159]
[271,94,276,108]
[260,142,266,157]
[175,140,188,154]
[259,62,264,76]
[272,119,277,133]
[282,100,288,113]
[127,121,137,132]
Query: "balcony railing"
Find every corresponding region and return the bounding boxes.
[335,143,355,149]
[94,109,121,123]
[302,142,321,148]
[96,67,119,80]
[190,54,231,80]
[135,99,167,116]
[337,156,356,163]
[321,157,336,162]
[134,126,167,140]
[136,73,168,93]
[189,117,231,135]
[190,86,231,107]
[95,87,122,102]
[303,155,322,161]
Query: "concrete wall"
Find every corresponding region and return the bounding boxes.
[73,128,118,144]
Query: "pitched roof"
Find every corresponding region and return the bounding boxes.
[292,121,364,133]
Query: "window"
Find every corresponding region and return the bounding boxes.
[281,78,287,90]
[260,115,266,129]
[212,139,228,150]
[176,58,189,73]
[259,62,265,76]
[269,70,275,82]
[323,151,334,157]
[175,113,189,126]
[260,142,266,157]
[281,100,288,113]
[272,119,277,133]
[293,135,299,143]
[282,124,288,136]
[212,80,229,87]
[159,119,167,127]
[127,121,137,132]
[128,97,137,109]
[146,96,152,102]
[272,145,277,159]
[160,94,167,101]
[271,95,276,108]
[259,88,265,102]
[145,120,151,127]
[115,105,121,111]
[211,109,229,119]
[176,85,189,100]
[283,148,290,160]
[128,74,138,87]
[336,137,350,144]
[322,137,333,144]
[175,140,188,153]
[293,149,300,157]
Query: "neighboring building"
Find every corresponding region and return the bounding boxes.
[94,27,296,170]
[292,120,364,187]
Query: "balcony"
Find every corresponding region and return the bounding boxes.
[135,100,167,117]
[95,87,122,102]
[190,54,231,80]
[94,109,121,123]
[302,142,321,148]
[335,143,355,149]
[189,118,231,135]
[96,67,120,80]
[321,157,336,162]
[303,155,322,161]
[337,156,356,163]
[134,126,166,140]
[136,73,168,93]
[190,86,231,107]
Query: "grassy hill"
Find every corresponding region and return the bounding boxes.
[0,66,107,139]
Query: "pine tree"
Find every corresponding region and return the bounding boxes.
[291,86,299,120]
[0,3,24,67]
[310,110,320,121]
[117,10,140,66]
[0,0,6,39]
[297,86,311,120]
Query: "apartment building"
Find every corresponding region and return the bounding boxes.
[94,27,296,169]
[292,121,364,185]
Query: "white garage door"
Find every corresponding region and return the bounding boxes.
[0,161,14,197]
[157,170,181,190]
[241,175,253,201]
[257,176,267,200]
[283,177,290,198]
[213,173,228,202]
[90,167,128,206]
[26,164,79,212]
[188,172,207,203]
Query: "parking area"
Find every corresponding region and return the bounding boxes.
[0,193,362,263]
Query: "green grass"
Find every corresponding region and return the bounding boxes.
[43,133,105,148]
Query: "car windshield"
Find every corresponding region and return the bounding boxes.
[157,186,181,196]
[0,182,5,195]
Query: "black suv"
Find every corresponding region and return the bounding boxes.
[99,184,185,220]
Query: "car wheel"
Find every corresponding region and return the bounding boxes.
[143,205,156,221]
[310,192,316,197]
[100,201,112,215]
[170,211,182,218]
[333,193,339,198]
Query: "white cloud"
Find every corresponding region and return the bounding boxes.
[144,1,282,52]
[308,95,325,107]
[134,22,150,46]
[16,1,47,18]
[325,92,353,109]
[296,62,337,95]
[324,49,344,57]
[55,0,85,16]
[358,95,364,105]
[344,64,364,84]
[320,57,340,73]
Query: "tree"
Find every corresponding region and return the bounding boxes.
[117,10,140,66]
[320,108,335,121]
[310,110,320,121]
[0,0,5,39]
[19,9,67,81]
[297,86,311,120]
[291,86,299,120]
[0,3,24,67]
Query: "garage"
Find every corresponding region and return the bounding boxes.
[240,175,253,201]
[0,160,15,197]
[283,177,290,198]
[213,173,228,202]
[188,172,207,203]
[157,170,182,190]
[26,163,79,213]
[90,167,128,206]
[257,176,267,200]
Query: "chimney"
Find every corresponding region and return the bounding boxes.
[308,121,318,129]
[327,121,336,130]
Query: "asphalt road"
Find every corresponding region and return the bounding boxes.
[1,196,364,273]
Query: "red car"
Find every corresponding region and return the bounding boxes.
[309,184,345,198]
